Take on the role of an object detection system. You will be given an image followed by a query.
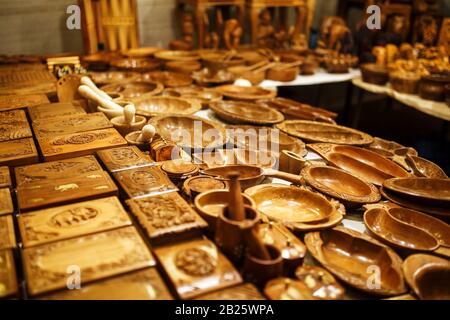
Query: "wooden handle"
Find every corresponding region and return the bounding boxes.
[80,76,112,101]
[227,172,246,221]
[247,60,269,71]
[123,104,136,125]
[78,85,123,111]
[263,168,304,185]
[136,124,156,143]
[245,227,271,260]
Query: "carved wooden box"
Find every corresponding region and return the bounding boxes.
[28,102,86,122]
[0,94,49,112]
[0,110,32,142]
[14,155,103,186]
[32,112,112,138]
[0,188,14,216]
[97,146,155,173]
[0,250,18,299]
[22,226,156,296]
[37,128,127,162]
[113,166,178,198]
[154,238,242,299]
[0,166,11,188]
[42,268,173,300]
[0,138,38,166]
[17,171,118,212]
[0,215,16,250]
[18,196,132,248]
[195,283,266,300]
[127,192,207,244]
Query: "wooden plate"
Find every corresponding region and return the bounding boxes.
[18,196,132,248]
[0,215,16,250]
[0,110,32,142]
[308,143,410,186]
[214,85,276,101]
[402,254,450,300]
[0,188,13,216]
[302,165,381,205]
[364,208,439,251]
[304,226,406,296]
[0,137,38,167]
[0,250,18,298]
[405,155,448,179]
[277,121,373,146]
[154,50,200,61]
[96,146,154,173]
[22,226,156,296]
[122,47,160,58]
[134,96,201,117]
[88,71,139,85]
[244,184,336,224]
[141,71,193,88]
[149,115,227,150]
[110,58,161,72]
[101,81,163,99]
[383,178,450,203]
[209,101,284,125]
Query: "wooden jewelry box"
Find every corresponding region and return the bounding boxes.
[97,146,155,173]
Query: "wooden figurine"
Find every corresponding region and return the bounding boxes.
[223,19,242,50]
[203,11,219,50]
[414,15,439,46]
[318,16,353,53]
[169,14,195,51]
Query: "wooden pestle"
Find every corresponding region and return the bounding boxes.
[80,76,112,101]
[78,85,124,111]
[136,124,156,143]
[227,172,246,221]
[123,104,136,125]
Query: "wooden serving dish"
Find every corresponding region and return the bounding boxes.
[294,265,345,300]
[244,184,338,224]
[405,155,448,179]
[364,208,439,251]
[383,178,450,203]
[154,50,200,61]
[22,226,156,296]
[0,215,16,250]
[0,166,11,188]
[110,58,161,72]
[127,192,207,244]
[209,101,284,125]
[134,96,201,117]
[101,81,163,100]
[202,52,245,73]
[195,283,265,300]
[0,93,49,112]
[360,63,389,85]
[17,171,118,212]
[163,87,223,108]
[277,121,373,146]
[164,60,201,74]
[308,143,410,186]
[97,146,154,172]
[304,226,406,296]
[192,69,235,86]
[0,137,38,166]
[88,71,139,85]
[122,47,160,58]
[302,165,381,206]
[43,268,173,300]
[214,85,276,101]
[141,71,193,88]
[0,110,32,142]
[37,128,127,162]
[113,166,177,198]
[402,254,450,300]
[153,238,242,299]
[183,175,227,199]
[149,115,227,150]
[18,196,131,248]
[28,102,86,122]
[0,249,18,298]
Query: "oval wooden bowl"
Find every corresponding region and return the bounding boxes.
[405,155,448,179]
[88,71,139,85]
[122,47,160,58]
[403,254,450,300]
[101,81,163,100]
[302,165,381,205]
[192,69,235,86]
[364,208,439,251]
[141,71,193,88]
[383,178,450,203]
[266,66,299,82]
[154,50,200,62]
[209,101,284,125]
[110,58,162,72]
[163,87,222,109]
[294,265,345,300]
[164,60,201,74]
[304,226,406,296]
[183,175,228,199]
[133,96,201,117]
[214,85,276,101]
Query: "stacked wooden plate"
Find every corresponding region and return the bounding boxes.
[213,85,276,101]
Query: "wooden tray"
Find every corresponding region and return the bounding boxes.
[18,196,132,248]
[213,85,276,101]
[14,155,103,186]
[195,283,265,300]
[97,146,154,172]
[42,268,173,300]
[0,250,18,299]
[127,192,207,244]
[37,128,127,162]
[32,112,112,138]
[22,226,156,296]
[28,103,86,122]
[0,110,32,142]
[0,215,16,250]
[0,138,38,166]
[209,101,284,125]
[0,166,11,188]
[154,238,242,299]
[0,94,49,112]
[0,188,13,216]
[277,120,373,146]
[17,171,118,212]
[113,166,177,198]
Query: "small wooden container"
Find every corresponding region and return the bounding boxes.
[111,115,147,136]
[243,244,284,287]
[419,74,450,101]
[266,66,299,82]
[361,63,389,85]
[97,146,154,172]
[389,71,420,94]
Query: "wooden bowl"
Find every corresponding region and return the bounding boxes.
[110,58,162,72]
[214,85,276,101]
[88,71,139,85]
[364,208,439,251]
[209,101,284,125]
[81,53,113,71]
[122,47,160,58]
[389,71,420,94]
[244,184,337,224]
[164,60,201,74]
[124,131,148,150]
[405,155,448,179]
[141,71,193,88]
[162,87,222,109]
[110,115,147,136]
[302,165,380,206]
[294,265,345,300]
[101,81,163,99]
[192,69,235,86]
[202,53,245,74]
[419,74,450,102]
[133,96,201,117]
[304,226,406,296]
[227,65,266,85]
[183,175,228,200]
[154,50,200,62]
[361,63,389,85]
[383,178,450,204]
[148,115,227,150]
[403,254,450,300]
[266,66,299,82]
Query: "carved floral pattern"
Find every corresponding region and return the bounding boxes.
[175,248,217,276]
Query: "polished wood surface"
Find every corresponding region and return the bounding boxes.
[0,215,16,250]
[28,103,86,122]
[97,146,155,172]
[0,167,11,188]
[0,137,39,167]
[0,189,14,216]
[0,249,18,299]
[0,94,49,112]
[0,110,32,142]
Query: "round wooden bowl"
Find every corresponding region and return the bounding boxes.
[164,60,201,74]
[419,74,450,102]
[361,63,389,85]
[133,96,201,117]
[162,87,222,109]
[202,52,246,74]
[192,69,235,86]
[154,50,200,62]
[122,47,160,58]
[227,65,266,85]
[88,71,139,85]
[141,71,193,88]
[213,84,276,101]
[101,81,163,100]
[389,71,420,94]
[266,66,299,82]
[110,115,147,136]
[125,131,148,151]
[110,58,162,73]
